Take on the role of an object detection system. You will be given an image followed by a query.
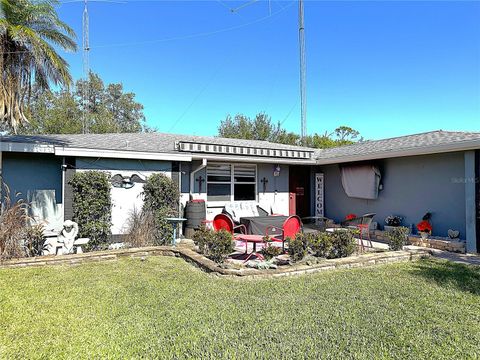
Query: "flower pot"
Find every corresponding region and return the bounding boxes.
[384,225,397,232]
[419,232,429,247]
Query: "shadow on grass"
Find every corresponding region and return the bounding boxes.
[410,258,480,296]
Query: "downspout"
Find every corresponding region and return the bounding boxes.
[61,157,66,223]
[190,158,207,197]
[0,151,2,198]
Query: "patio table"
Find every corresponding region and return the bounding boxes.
[239,216,288,236]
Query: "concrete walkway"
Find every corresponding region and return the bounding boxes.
[430,249,480,266]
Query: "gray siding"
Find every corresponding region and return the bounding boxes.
[317,152,466,238]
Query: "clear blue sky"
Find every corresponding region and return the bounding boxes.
[57,0,480,139]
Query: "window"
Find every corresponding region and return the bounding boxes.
[234,165,256,201]
[207,164,231,201]
[207,163,256,202]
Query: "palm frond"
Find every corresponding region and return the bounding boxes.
[0,0,77,132]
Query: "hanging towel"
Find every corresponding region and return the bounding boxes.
[340,165,381,199]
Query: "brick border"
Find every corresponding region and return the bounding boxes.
[0,246,431,278]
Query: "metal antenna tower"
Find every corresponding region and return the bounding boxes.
[299,0,307,140]
[82,0,90,134]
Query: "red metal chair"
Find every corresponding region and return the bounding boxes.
[266,215,303,252]
[341,213,376,251]
[213,214,246,235]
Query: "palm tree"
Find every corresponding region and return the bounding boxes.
[0,0,76,133]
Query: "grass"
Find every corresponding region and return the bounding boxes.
[1,257,479,359]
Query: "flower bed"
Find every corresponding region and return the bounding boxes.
[0,245,431,278]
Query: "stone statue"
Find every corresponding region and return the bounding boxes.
[57,220,79,255]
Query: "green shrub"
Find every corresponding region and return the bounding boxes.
[261,242,282,260]
[330,230,357,258]
[69,171,112,250]
[287,233,308,262]
[192,224,215,254]
[208,229,235,263]
[192,226,234,263]
[142,173,180,245]
[386,226,409,251]
[308,232,333,258]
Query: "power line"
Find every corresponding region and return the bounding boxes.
[91,1,295,49]
[280,100,298,126]
[167,53,233,133]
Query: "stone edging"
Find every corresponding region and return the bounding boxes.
[0,245,431,278]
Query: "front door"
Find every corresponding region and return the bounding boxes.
[289,166,311,218]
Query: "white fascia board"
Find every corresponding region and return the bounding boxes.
[54,147,192,162]
[0,142,55,153]
[316,140,480,165]
[191,154,317,165]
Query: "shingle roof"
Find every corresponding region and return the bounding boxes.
[315,130,480,163]
[0,132,314,153]
[2,130,479,163]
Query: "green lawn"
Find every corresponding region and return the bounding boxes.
[1,257,479,359]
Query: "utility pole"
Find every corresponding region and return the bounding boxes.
[299,0,307,140]
[82,0,90,134]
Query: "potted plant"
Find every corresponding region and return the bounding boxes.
[384,215,403,232]
[416,212,432,246]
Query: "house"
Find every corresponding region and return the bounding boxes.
[0,130,479,253]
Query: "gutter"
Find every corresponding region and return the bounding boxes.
[54,147,192,162]
[0,141,54,153]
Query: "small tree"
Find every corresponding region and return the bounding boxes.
[69,171,112,249]
[142,173,180,245]
[386,226,409,251]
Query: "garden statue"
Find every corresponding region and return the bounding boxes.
[58,220,79,254]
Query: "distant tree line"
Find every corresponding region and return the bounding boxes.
[11,72,151,135]
[218,113,362,148]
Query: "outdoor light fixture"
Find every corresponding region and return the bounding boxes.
[273,165,281,177]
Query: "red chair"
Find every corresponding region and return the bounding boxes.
[213,214,246,236]
[266,215,303,252]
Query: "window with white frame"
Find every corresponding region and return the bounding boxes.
[207,163,256,202]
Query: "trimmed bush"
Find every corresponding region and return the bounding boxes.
[69,171,112,250]
[287,233,308,262]
[330,230,357,258]
[142,173,180,245]
[208,229,235,263]
[386,226,409,251]
[308,232,333,258]
[193,226,234,263]
[192,224,215,255]
[261,242,282,260]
